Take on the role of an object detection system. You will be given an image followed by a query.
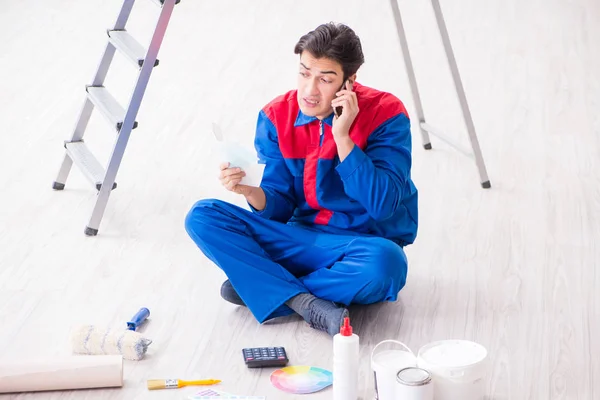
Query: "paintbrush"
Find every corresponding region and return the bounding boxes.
[147,379,221,390]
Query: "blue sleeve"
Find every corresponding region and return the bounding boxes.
[334,112,412,221]
[249,110,296,222]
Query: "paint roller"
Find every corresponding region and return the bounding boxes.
[70,308,153,361]
[0,355,123,393]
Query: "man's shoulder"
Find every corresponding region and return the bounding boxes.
[261,89,298,119]
[355,82,409,119]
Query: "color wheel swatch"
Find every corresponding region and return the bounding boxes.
[270,365,333,394]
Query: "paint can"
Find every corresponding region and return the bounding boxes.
[371,340,417,400]
[417,340,488,400]
[396,367,434,400]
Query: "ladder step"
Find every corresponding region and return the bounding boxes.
[86,86,138,132]
[107,30,159,68]
[150,0,181,7]
[65,141,117,191]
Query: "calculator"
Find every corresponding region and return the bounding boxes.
[242,347,289,368]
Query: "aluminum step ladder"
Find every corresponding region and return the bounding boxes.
[390,0,491,188]
[52,0,180,236]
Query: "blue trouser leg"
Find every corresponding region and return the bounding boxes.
[184,199,408,323]
[184,199,308,322]
[297,236,408,306]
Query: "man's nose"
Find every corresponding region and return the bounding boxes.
[306,79,319,96]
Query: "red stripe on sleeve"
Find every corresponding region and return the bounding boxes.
[314,209,333,225]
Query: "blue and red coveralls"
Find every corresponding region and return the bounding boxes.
[185,82,418,324]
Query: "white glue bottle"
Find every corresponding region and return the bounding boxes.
[333,316,359,400]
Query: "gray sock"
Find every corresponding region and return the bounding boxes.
[286,293,348,336]
[286,293,318,319]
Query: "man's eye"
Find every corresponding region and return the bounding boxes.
[299,72,308,77]
[321,78,332,84]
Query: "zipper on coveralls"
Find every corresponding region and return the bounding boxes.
[319,120,324,146]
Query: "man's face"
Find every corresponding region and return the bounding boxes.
[296,51,345,120]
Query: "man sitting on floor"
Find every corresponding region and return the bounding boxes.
[185,22,418,336]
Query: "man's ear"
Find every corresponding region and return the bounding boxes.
[347,73,357,85]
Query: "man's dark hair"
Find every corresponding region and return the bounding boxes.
[294,22,365,81]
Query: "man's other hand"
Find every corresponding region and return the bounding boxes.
[219,162,254,196]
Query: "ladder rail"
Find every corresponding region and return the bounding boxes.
[389,0,431,149]
[430,0,490,187]
[53,98,95,186]
[114,0,137,32]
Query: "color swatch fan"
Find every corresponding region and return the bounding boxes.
[270,366,332,394]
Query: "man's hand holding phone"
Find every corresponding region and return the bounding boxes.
[331,80,359,140]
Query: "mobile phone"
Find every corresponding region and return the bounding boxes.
[334,80,350,118]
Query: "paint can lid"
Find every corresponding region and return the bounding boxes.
[417,340,488,381]
[396,367,432,386]
[418,340,487,368]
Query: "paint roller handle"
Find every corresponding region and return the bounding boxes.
[127,308,150,331]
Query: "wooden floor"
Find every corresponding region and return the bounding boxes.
[0,0,599,398]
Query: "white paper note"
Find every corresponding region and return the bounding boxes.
[189,389,266,399]
[212,123,265,187]
[188,397,266,400]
